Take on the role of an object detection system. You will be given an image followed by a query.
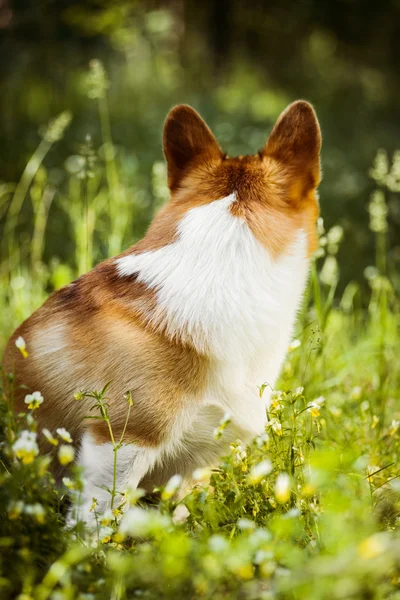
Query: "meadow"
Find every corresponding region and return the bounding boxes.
[1,62,400,600]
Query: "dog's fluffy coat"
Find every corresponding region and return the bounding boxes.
[3,100,321,522]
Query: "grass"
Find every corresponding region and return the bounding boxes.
[0,64,400,599]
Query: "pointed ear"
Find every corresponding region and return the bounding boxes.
[262,100,321,190]
[163,104,223,190]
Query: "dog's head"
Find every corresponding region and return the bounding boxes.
[146,101,321,258]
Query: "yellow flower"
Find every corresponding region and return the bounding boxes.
[15,336,28,358]
[58,444,75,465]
[24,391,43,410]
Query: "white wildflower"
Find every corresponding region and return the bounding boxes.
[267,418,283,436]
[237,518,256,531]
[288,339,301,352]
[62,477,75,490]
[15,336,28,358]
[13,430,39,464]
[350,386,362,400]
[56,427,73,443]
[24,503,46,523]
[255,431,269,449]
[248,459,273,485]
[24,391,43,410]
[213,411,232,440]
[209,534,229,553]
[42,428,58,446]
[99,526,114,544]
[119,506,171,538]
[58,444,75,466]
[307,397,324,418]
[389,419,400,436]
[293,386,304,398]
[161,474,182,500]
[275,473,291,504]
[192,467,212,483]
[172,504,190,524]
[100,509,113,527]
[320,255,339,286]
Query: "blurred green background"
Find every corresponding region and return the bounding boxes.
[1,0,400,295]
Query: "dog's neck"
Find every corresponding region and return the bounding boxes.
[116,193,309,362]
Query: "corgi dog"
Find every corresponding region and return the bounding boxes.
[3,101,321,523]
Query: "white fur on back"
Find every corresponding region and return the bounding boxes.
[116,192,308,362]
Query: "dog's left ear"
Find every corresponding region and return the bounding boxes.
[163,104,223,190]
[261,100,322,191]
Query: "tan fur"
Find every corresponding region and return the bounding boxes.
[2,100,321,462]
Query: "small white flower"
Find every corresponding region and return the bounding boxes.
[389,419,400,436]
[293,386,304,398]
[42,428,58,446]
[8,500,24,519]
[99,526,114,544]
[25,503,46,523]
[172,504,190,524]
[192,467,211,483]
[213,412,232,440]
[288,339,301,352]
[307,399,323,418]
[320,255,339,286]
[230,441,247,463]
[350,386,362,400]
[161,474,182,500]
[248,459,273,485]
[15,336,28,357]
[56,428,73,443]
[275,473,291,504]
[209,534,229,553]
[58,444,75,465]
[100,508,113,527]
[24,391,43,410]
[256,432,269,449]
[267,418,283,436]
[13,430,39,464]
[119,507,171,537]
[62,477,75,490]
[237,518,256,531]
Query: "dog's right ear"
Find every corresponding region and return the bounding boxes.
[163,105,222,190]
